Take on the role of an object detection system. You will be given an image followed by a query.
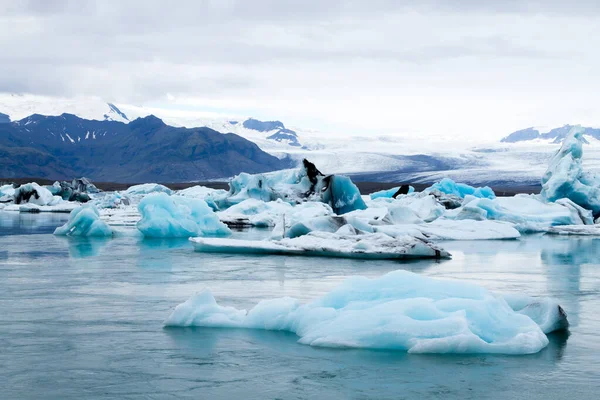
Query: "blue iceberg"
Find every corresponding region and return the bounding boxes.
[217,159,366,215]
[446,194,592,232]
[137,193,231,238]
[370,185,414,200]
[165,270,567,355]
[541,126,600,216]
[428,178,495,199]
[54,205,113,237]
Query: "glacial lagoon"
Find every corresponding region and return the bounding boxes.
[1,212,599,399]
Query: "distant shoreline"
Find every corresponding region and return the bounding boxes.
[0,177,540,197]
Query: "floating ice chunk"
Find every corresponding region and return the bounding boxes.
[126,183,173,196]
[502,294,569,334]
[190,231,449,259]
[284,215,374,239]
[54,205,113,236]
[547,224,600,235]
[219,198,333,228]
[176,185,227,211]
[13,182,56,206]
[447,194,591,232]
[165,270,567,354]
[220,168,311,207]
[137,193,231,238]
[381,195,446,222]
[427,178,495,199]
[375,219,520,240]
[0,184,16,198]
[321,175,367,214]
[93,192,131,209]
[541,126,600,215]
[217,159,366,214]
[369,185,414,200]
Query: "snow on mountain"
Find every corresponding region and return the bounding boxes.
[4,93,600,186]
[0,93,130,123]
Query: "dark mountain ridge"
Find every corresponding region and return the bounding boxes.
[0,114,290,182]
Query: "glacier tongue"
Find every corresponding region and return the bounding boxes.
[165,270,567,355]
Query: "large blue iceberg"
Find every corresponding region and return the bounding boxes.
[137,193,231,238]
[165,270,567,354]
[54,205,113,237]
[541,126,600,216]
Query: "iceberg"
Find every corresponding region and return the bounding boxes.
[369,185,414,200]
[427,178,495,199]
[176,185,227,211]
[547,225,600,235]
[137,193,231,238]
[126,183,173,196]
[374,219,521,241]
[541,125,600,216]
[13,182,58,206]
[368,194,445,223]
[0,184,16,201]
[446,194,592,232]
[218,198,333,228]
[217,159,366,214]
[54,205,113,237]
[93,192,131,209]
[190,231,449,259]
[165,270,567,354]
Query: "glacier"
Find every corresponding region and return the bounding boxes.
[137,193,231,238]
[53,205,113,237]
[541,126,600,216]
[165,270,567,355]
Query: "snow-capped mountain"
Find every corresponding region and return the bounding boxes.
[0,113,288,182]
[4,93,600,187]
[501,125,600,144]
[0,93,130,123]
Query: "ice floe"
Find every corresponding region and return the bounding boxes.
[445,194,592,232]
[190,231,449,259]
[165,270,567,354]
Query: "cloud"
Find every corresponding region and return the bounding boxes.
[1,1,599,137]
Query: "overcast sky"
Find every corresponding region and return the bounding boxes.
[1,0,599,139]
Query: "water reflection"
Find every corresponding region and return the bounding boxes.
[54,236,112,258]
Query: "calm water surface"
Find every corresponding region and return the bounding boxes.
[1,212,599,399]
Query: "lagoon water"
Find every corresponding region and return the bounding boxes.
[1,212,599,399]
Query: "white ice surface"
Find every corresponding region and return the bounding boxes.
[190,231,449,260]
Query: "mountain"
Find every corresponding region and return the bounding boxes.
[501,125,600,143]
[0,114,289,182]
[0,93,130,123]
